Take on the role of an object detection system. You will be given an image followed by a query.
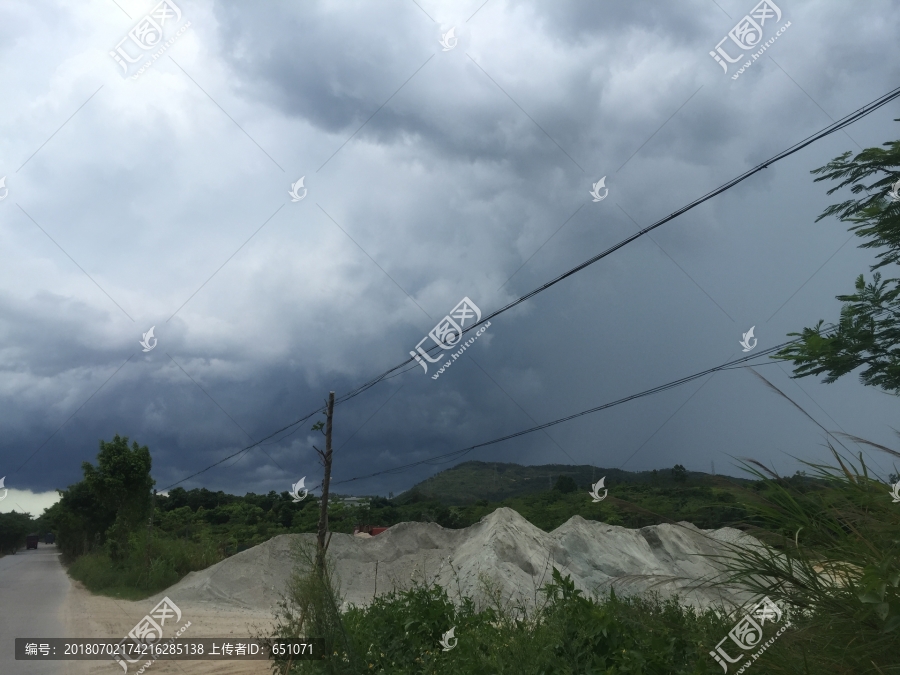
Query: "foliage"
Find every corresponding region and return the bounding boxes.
[775,124,900,393]
[67,528,218,599]
[83,434,154,562]
[267,538,358,675]
[672,464,688,483]
[392,461,731,506]
[552,475,578,493]
[276,561,739,674]
[46,434,154,562]
[715,446,900,674]
[0,510,34,554]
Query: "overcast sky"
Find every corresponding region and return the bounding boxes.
[1,0,899,515]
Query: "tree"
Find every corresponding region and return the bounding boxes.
[672,465,688,484]
[82,435,154,562]
[0,511,33,554]
[553,475,578,493]
[53,435,154,562]
[49,480,115,559]
[774,126,900,393]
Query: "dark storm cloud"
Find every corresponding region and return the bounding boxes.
[1,0,899,509]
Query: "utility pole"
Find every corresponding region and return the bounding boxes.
[315,392,335,577]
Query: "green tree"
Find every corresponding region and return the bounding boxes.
[80,434,154,562]
[51,478,115,559]
[51,435,154,561]
[775,126,900,392]
[671,464,687,483]
[553,475,578,493]
[0,510,34,554]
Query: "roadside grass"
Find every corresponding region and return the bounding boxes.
[269,554,754,675]
[712,445,900,674]
[67,529,217,599]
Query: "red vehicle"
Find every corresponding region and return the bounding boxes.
[26,534,39,550]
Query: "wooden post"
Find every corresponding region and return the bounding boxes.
[315,392,335,577]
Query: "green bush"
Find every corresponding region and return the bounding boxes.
[67,528,218,599]
[274,561,740,675]
[0,511,33,554]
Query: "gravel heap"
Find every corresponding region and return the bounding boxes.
[154,507,760,615]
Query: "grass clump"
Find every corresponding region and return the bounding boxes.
[715,444,900,674]
[67,528,217,599]
[271,547,746,675]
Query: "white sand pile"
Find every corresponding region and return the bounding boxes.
[152,507,759,616]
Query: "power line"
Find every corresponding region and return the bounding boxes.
[160,84,900,492]
[328,84,900,408]
[159,408,322,491]
[321,337,815,490]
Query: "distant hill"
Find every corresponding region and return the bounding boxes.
[393,461,753,506]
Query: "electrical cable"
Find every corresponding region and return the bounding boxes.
[159,84,900,492]
[322,339,796,489]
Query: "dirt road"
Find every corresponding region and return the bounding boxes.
[0,544,70,675]
[60,582,275,675]
[0,543,275,675]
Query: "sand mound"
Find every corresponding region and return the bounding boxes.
[153,508,758,615]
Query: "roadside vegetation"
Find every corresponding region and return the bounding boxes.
[271,545,746,675]
[0,509,34,555]
[37,441,765,598]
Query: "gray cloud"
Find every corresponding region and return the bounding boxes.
[1,0,899,504]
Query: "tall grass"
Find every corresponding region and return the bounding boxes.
[712,446,900,674]
[708,372,900,674]
[268,537,362,675]
[269,541,749,674]
[67,528,218,599]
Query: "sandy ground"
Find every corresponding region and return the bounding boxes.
[61,582,275,675]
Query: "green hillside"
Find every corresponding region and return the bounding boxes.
[394,460,753,506]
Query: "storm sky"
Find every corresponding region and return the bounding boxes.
[2,0,899,512]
